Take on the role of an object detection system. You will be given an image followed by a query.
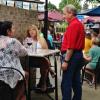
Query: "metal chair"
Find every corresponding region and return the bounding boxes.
[82,57,100,89]
[0,67,28,100]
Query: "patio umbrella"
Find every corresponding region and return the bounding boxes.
[82,16,100,23]
[38,10,63,22]
[78,6,100,16]
[78,6,100,35]
[48,10,63,21]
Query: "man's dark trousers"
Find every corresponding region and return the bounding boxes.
[61,51,83,100]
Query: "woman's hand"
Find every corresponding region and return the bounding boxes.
[61,62,68,71]
[83,54,91,62]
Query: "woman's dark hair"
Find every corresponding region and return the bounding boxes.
[27,29,31,37]
[0,21,3,34]
[0,21,13,36]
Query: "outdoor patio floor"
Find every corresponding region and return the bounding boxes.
[31,57,100,100]
[31,82,100,100]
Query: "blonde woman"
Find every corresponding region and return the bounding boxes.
[24,25,55,91]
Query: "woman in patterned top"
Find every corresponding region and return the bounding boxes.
[0,21,28,100]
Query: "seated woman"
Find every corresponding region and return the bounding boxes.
[23,25,55,91]
[0,21,28,100]
[83,33,92,55]
[47,29,54,49]
[84,37,100,83]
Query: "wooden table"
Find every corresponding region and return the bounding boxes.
[27,49,60,100]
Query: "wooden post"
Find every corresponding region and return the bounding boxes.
[44,0,48,41]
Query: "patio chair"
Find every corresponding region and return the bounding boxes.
[0,67,28,100]
[82,57,100,89]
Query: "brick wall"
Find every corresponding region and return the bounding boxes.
[0,4,38,86]
[0,4,39,41]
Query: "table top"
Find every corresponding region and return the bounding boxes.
[27,49,60,57]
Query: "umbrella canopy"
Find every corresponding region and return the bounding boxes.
[38,10,63,22]
[78,6,100,16]
[82,16,100,23]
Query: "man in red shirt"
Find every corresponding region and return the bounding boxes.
[61,5,85,100]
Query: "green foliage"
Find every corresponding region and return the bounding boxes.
[48,1,57,10]
[83,2,89,10]
[83,0,100,10]
[59,0,81,12]
[86,0,100,2]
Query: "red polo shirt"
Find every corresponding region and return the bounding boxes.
[61,17,85,51]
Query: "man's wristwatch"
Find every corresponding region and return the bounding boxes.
[64,59,70,63]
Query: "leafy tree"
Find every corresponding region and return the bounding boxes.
[83,0,100,9]
[86,0,100,2]
[83,1,89,10]
[48,1,57,10]
[59,0,81,12]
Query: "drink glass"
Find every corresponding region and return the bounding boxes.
[26,38,33,53]
[32,41,37,53]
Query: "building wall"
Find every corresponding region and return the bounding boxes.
[0,4,37,85]
[0,4,38,41]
